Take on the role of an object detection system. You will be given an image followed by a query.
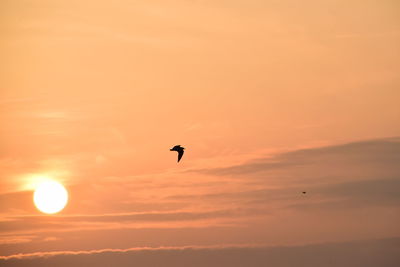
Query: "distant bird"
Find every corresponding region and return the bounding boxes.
[170,145,185,162]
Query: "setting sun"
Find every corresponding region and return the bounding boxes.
[33,180,68,214]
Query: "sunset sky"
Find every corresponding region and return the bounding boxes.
[1,0,400,266]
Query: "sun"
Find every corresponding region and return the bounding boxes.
[33,180,68,214]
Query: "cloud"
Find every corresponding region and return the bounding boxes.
[0,209,246,235]
[1,137,399,255]
[316,177,400,205]
[194,137,400,178]
[0,236,34,245]
[1,237,399,267]
[173,137,400,211]
[167,176,400,212]
[0,191,36,214]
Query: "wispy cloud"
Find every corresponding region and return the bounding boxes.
[1,238,399,267]
[193,137,400,178]
[0,243,262,260]
[0,209,245,234]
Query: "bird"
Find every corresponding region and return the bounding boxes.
[170,145,185,162]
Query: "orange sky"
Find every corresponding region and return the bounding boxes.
[1,0,400,266]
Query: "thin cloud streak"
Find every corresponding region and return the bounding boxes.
[1,238,399,267]
[0,243,262,260]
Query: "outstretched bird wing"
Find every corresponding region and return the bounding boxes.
[171,145,180,150]
[177,150,184,162]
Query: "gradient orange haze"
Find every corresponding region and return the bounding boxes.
[1,0,400,266]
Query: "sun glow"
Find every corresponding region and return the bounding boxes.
[33,180,68,214]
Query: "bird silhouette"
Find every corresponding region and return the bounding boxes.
[170,145,185,162]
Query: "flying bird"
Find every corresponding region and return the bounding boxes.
[170,145,185,162]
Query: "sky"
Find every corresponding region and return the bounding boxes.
[1,0,400,266]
